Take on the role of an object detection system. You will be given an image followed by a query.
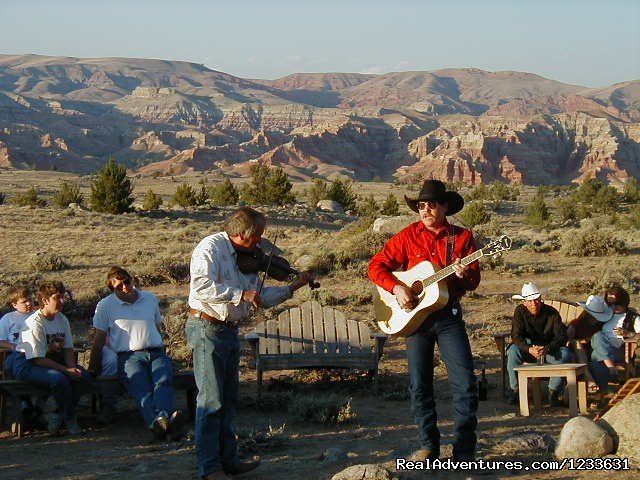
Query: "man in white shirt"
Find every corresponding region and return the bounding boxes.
[188,207,314,480]
[89,266,185,440]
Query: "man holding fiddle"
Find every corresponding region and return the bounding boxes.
[187,206,314,480]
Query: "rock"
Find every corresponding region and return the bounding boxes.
[554,416,614,460]
[496,431,555,454]
[331,464,392,480]
[316,200,343,213]
[372,215,415,234]
[599,393,640,465]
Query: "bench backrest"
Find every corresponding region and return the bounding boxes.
[253,300,373,356]
[545,300,584,326]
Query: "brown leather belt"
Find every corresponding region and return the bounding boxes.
[189,308,226,326]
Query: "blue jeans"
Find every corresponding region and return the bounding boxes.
[12,353,92,421]
[185,317,240,478]
[506,343,574,392]
[116,348,175,428]
[406,306,478,458]
[590,332,624,392]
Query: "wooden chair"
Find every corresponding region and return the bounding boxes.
[246,301,387,396]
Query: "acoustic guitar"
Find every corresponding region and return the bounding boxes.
[373,235,512,336]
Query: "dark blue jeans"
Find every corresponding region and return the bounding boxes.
[406,306,478,458]
[185,317,240,478]
[12,353,92,421]
[116,348,175,428]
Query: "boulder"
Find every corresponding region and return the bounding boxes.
[372,215,415,234]
[599,393,640,465]
[316,200,343,213]
[555,416,614,460]
[331,464,392,480]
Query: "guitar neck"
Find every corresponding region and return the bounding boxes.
[423,249,484,286]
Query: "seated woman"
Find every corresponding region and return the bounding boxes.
[12,281,92,435]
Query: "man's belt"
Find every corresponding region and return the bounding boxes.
[189,308,228,326]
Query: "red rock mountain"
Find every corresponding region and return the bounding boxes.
[0,54,638,185]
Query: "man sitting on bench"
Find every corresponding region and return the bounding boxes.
[506,282,573,406]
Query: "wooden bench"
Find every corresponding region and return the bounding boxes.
[494,300,638,397]
[0,370,196,438]
[245,301,387,396]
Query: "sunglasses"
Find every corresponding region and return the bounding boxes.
[417,201,439,210]
[113,277,133,290]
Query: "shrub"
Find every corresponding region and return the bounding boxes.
[52,181,83,208]
[623,177,640,203]
[555,196,577,222]
[562,228,628,257]
[306,179,328,208]
[327,178,357,212]
[630,204,640,229]
[142,189,163,210]
[136,257,191,285]
[29,253,69,272]
[288,394,357,425]
[90,158,134,214]
[241,164,295,205]
[13,186,47,208]
[380,192,399,215]
[208,178,239,206]
[357,194,379,218]
[458,201,491,228]
[524,190,550,226]
[171,183,198,207]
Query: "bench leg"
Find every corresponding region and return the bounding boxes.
[532,378,542,413]
[577,378,587,414]
[518,373,530,416]
[257,369,263,400]
[567,371,578,417]
[494,337,507,399]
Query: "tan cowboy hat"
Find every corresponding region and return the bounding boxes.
[512,282,547,300]
[578,295,613,323]
[404,180,464,215]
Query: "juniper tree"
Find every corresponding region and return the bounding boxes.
[53,181,83,208]
[380,192,399,215]
[208,178,239,206]
[142,189,163,210]
[90,158,133,214]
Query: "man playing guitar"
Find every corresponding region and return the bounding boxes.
[368,179,480,463]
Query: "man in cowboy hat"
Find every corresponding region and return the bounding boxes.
[588,288,639,395]
[506,282,573,406]
[369,179,480,462]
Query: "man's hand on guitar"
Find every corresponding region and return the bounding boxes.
[452,258,468,278]
[393,284,417,311]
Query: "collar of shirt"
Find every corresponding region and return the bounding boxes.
[414,219,452,238]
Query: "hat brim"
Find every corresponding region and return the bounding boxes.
[511,293,542,300]
[404,191,464,215]
[578,303,613,323]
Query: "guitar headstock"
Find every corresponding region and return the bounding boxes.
[481,235,512,256]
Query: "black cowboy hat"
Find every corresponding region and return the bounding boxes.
[404,180,464,215]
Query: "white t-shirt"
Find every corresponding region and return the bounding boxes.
[0,310,31,344]
[602,311,640,348]
[19,310,74,360]
[93,289,164,353]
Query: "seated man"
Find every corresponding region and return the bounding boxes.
[589,287,640,395]
[12,281,92,435]
[89,266,186,440]
[506,282,573,406]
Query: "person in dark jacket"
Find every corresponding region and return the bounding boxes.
[506,282,573,405]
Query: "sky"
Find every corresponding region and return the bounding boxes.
[0,0,638,88]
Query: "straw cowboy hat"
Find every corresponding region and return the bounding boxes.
[578,295,614,323]
[404,180,465,215]
[512,282,547,300]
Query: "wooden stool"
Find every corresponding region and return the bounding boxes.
[514,363,588,417]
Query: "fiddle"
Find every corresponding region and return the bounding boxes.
[235,246,320,289]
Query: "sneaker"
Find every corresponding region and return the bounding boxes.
[167,410,188,441]
[65,416,82,435]
[47,413,63,434]
[549,389,563,407]
[151,414,169,440]
[507,389,519,405]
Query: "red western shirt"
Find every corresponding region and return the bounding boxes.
[368,220,480,303]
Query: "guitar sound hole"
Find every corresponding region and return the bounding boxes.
[410,281,423,295]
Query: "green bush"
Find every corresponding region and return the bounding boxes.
[241,164,295,205]
[52,181,83,208]
[458,201,491,228]
[142,189,163,210]
[357,194,379,218]
[380,192,400,215]
[630,204,640,229]
[562,228,628,257]
[171,183,198,207]
[327,178,357,211]
[208,178,239,206]
[623,177,640,203]
[525,190,550,226]
[13,186,47,208]
[29,253,69,272]
[90,158,134,214]
[306,179,328,208]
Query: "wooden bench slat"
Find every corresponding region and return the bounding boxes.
[301,302,313,354]
[278,309,292,355]
[289,307,303,354]
[265,319,279,355]
[347,319,362,353]
[323,307,337,355]
[312,301,325,354]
